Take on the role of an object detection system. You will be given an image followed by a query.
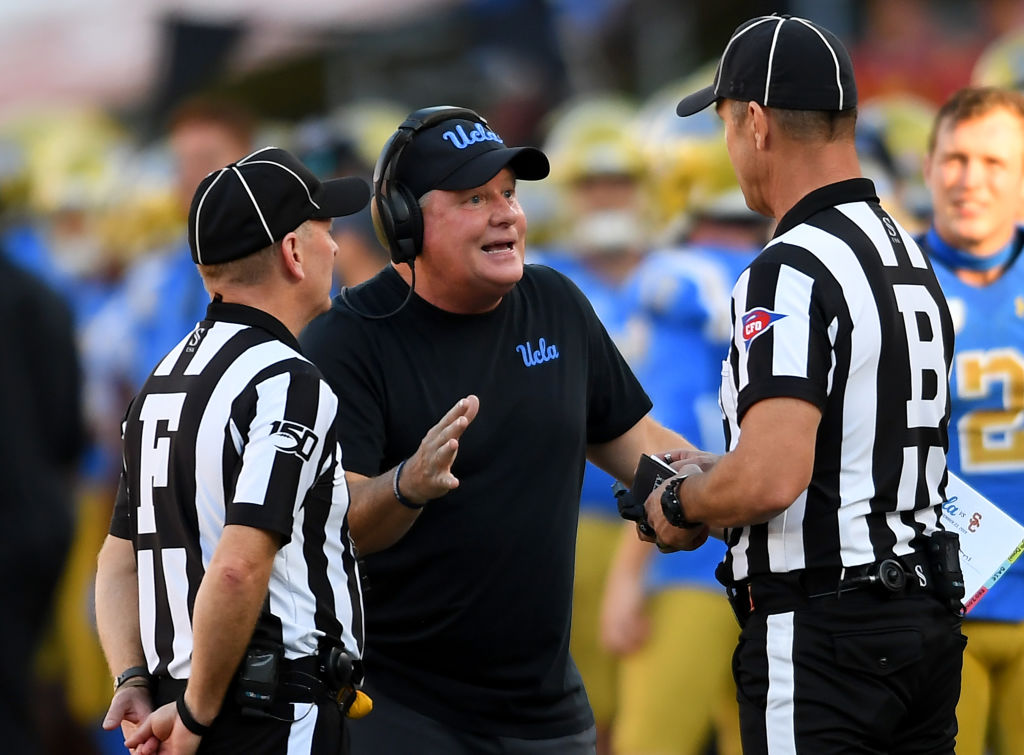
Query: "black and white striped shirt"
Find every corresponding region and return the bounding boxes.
[720,179,954,582]
[111,300,363,680]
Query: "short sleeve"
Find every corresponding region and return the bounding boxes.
[108,468,134,540]
[226,365,339,542]
[733,245,835,421]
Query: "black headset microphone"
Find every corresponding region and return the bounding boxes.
[339,106,485,320]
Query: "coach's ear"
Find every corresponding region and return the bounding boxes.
[278,229,305,282]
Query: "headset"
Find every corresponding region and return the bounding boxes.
[372,105,486,264]
[341,106,485,320]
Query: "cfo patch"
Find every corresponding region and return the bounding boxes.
[742,308,787,349]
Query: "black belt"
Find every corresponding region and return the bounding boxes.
[725,552,935,627]
[152,655,343,710]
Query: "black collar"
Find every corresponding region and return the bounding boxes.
[205,299,301,352]
[773,178,879,239]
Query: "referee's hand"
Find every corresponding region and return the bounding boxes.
[103,685,156,753]
[641,464,710,552]
[125,700,202,754]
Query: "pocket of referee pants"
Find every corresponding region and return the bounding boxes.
[832,628,923,676]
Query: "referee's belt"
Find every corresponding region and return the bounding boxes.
[152,655,350,710]
[728,552,934,624]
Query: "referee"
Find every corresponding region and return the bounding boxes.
[642,15,966,754]
[95,147,369,754]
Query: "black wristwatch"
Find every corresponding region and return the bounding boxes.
[114,665,152,691]
[660,475,702,529]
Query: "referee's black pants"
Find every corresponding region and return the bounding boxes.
[154,676,349,754]
[732,585,965,754]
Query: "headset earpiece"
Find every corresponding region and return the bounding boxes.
[377,181,421,265]
[372,106,486,265]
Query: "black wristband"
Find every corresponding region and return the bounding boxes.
[114,665,152,690]
[661,474,703,529]
[176,694,213,737]
[393,459,425,510]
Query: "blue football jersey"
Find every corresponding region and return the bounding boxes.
[925,235,1024,622]
[624,243,758,590]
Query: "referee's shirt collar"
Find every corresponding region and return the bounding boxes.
[772,178,878,239]
[205,299,301,352]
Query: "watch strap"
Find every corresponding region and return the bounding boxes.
[114,665,152,691]
[661,474,703,529]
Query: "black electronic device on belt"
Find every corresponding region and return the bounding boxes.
[237,646,281,713]
[927,530,966,612]
[843,558,908,593]
[320,644,361,692]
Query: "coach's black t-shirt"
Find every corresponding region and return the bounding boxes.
[301,264,651,738]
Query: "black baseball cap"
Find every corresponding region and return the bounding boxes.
[188,146,370,265]
[676,14,857,117]
[395,117,549,199]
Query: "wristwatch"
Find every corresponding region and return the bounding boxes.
[660,475,702,529]
[114,665,152,690]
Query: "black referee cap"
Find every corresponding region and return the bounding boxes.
[188,147,370,265]
[676,14,857,117]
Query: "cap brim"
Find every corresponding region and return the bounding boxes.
[676,85,718,117]
[434,146,550,191]
[310,176,371,219]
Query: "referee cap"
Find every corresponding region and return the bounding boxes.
[188,146,370,265]
[676,14,857,117]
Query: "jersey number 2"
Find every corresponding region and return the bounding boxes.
[956,348,1024,471]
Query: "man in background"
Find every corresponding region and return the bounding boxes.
[0,252,83,754]
[917,85,1024,755]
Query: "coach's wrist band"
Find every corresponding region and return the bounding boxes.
[393,459,425,510]
[176,694,213,737]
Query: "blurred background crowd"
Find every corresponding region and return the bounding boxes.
[3,0,1024,753]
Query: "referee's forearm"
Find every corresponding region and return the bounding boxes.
[185,525,277,725]
[95,534,146,680]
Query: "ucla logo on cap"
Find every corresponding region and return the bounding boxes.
[443,123,504,150]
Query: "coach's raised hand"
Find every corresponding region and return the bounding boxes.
[344,395,479,554]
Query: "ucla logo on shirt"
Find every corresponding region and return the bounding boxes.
[517,338,559,367]
[741,308,786,349]
[443,123,504,150]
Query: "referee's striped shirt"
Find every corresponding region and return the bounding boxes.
[110,299,363,680]
[719,178,955,583]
